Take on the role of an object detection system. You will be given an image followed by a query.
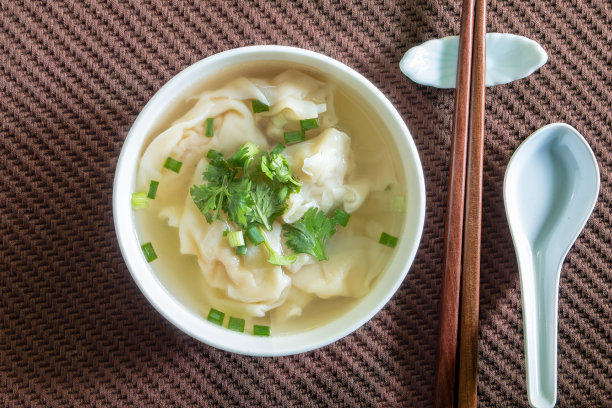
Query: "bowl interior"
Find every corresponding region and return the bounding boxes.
[113,46,425,356]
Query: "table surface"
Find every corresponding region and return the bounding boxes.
[2,1,610,406]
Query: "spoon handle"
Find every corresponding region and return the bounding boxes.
[520,261,560,408]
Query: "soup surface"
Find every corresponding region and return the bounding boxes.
[135,63,406,335]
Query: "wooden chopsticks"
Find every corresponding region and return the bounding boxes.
[433,0,487,406]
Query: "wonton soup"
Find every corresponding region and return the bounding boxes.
[133,64,406,335]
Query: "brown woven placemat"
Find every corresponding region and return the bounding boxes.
[1,0,610,406]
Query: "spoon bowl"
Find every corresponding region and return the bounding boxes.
[503,123,599,408]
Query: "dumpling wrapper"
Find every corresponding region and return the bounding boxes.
[289,226,386,299]
[177,159,292,317]
[282,127,371,223]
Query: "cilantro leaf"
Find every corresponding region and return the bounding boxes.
[224,178,253,228]
[228,142,260,167]
[206,149,224,161]
[260,150,301,194]
[202,159,232,183]
[191,149,247,225]
[190,182,224,223]
[282,207,338,261]
[191,143,312,266]
[248,182,286,230]
[263,241,298,266]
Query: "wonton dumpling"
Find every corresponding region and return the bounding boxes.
[257,70,334,120]
[176,160,291,317]
[212,101,269,154]
[137,93,269,225]
[205,77,270,104]
[281,128,371,223]
[269,287,315,324]
[290,227,385,298]
[137,120,214,226]
[254,70,338,141]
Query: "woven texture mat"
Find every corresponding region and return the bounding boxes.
[1,1,611,406]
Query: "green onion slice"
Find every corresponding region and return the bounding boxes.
[147,180,159,199]
[300,118,319,131]
[205,117,214,137]
[252,100,270,113]
[271,143,285,155]
[141,242,157,262]
[253,324,270,336]
[332,208,350,227]
[228,316,245,332]
[235,245,247,255]
[131,192,149,209]
[207,308,225,325]
[284,130,305,144]
[246,226,265,246]
[163,157,182,173]
[379,232,398,248]
[228,231,245,248]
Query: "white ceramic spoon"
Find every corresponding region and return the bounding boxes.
[503,123,600,407]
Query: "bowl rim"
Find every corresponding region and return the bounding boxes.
[113,45,426,356]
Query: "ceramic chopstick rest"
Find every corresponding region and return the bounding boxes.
[400,33,548,88]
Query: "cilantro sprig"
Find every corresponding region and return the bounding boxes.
[190,142,349,266]
[190,153,254,227]
[190,142,297,229]
[259,144,301,199]
[248,181,286,231]
[190,143,304,265]
[282,208,339,261]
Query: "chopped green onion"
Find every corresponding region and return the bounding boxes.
[228,316,245,332]
[271,143,285,155]
[235,245,247,255]
[379,232,398,248]
[205,117,214,137]
[300,118,319,131]
[246,226,265,246]
[163,157,182,173]
[253,324,270,336]
[207,308,225,325]
[228,231,245,248]
[384,184,392,191]
[147,180,159,199]
[222,229,229,237]
[332,208,350,227]
[140,242,157,262]
[131,192,149,209]
[252,100,270,113]
[284,130,305,144]
[392,195,406,212]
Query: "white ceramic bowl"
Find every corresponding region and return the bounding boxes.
[113,45,425,356]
